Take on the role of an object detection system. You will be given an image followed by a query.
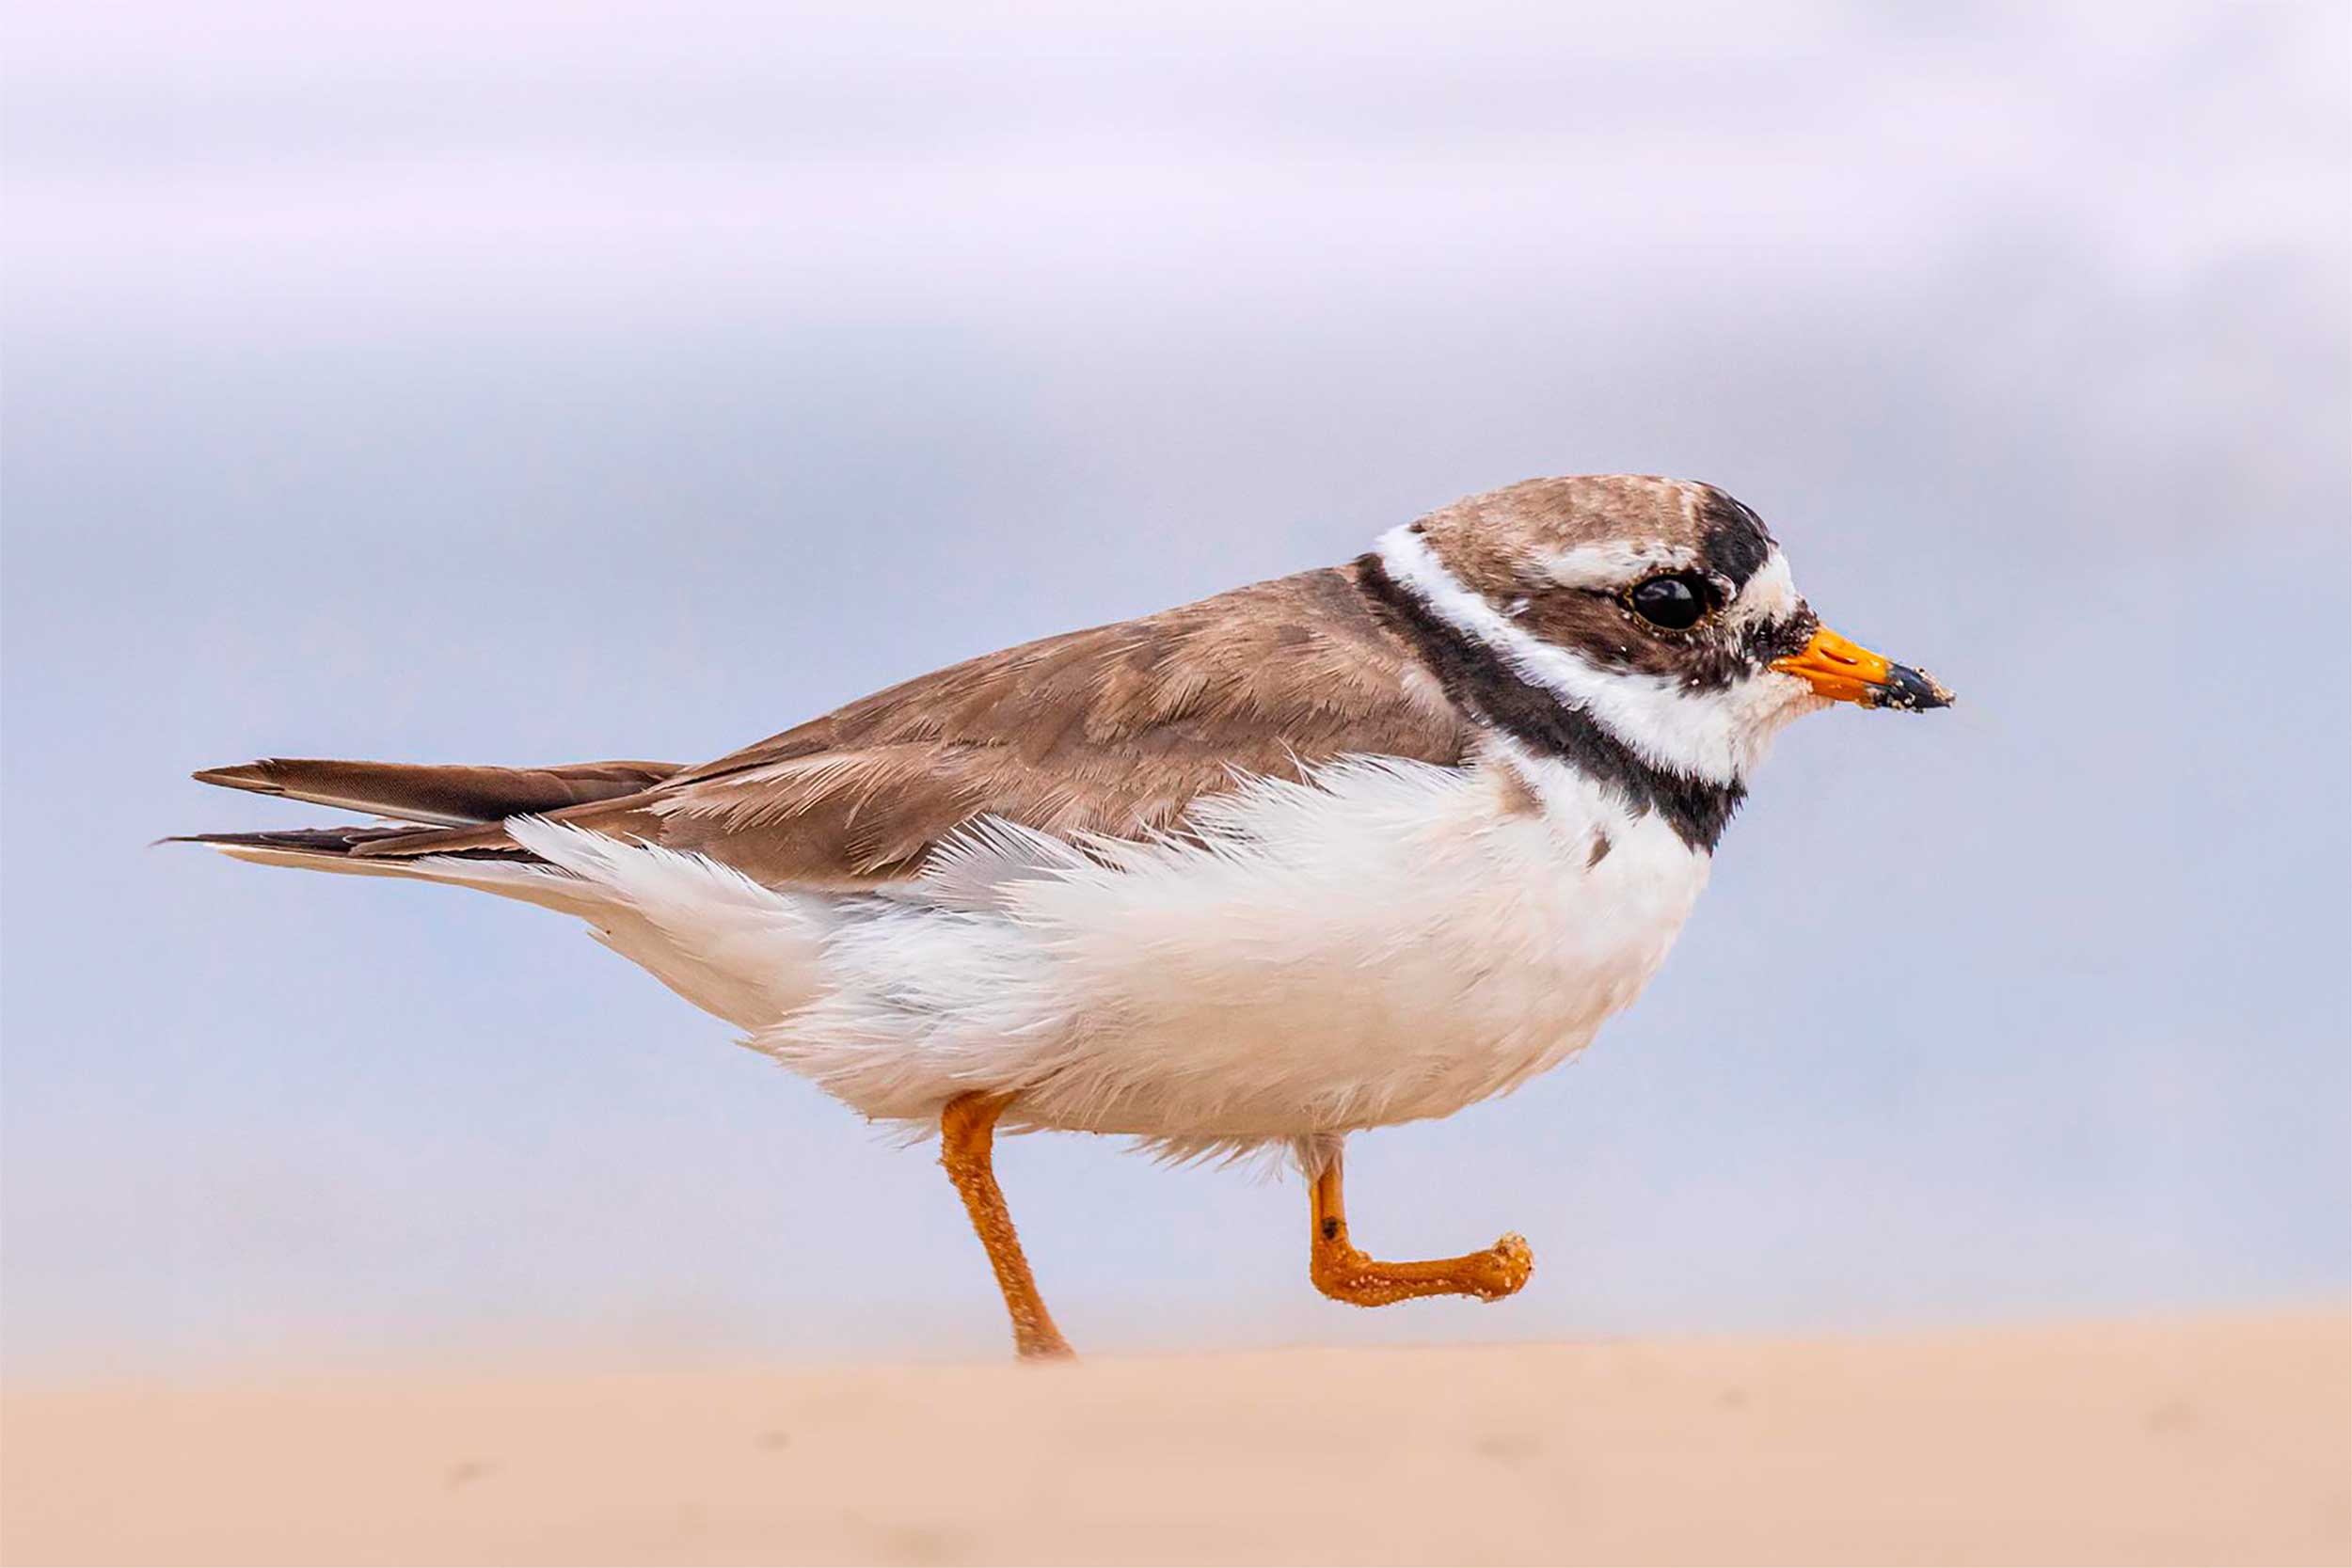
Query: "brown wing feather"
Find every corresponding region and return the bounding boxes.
[352,564,1467,887]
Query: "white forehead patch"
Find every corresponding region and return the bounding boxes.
[1728,548,1802,626]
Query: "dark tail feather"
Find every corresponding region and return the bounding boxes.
[190,756,679,828]
[165,817,596,914]
[164,824,540,862]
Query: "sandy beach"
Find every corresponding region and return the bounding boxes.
[5,1310,2344,1565]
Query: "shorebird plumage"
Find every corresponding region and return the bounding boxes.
[182,474,1950,1357]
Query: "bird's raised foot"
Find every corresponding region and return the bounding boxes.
[1310,1228,1534,1307]
[1306,1148,1534,1307]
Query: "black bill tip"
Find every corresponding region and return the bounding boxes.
[1867,664,1956,712]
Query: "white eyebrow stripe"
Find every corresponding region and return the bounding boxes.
[1531,541,1701,590]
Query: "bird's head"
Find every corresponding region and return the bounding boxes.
[1371,474,1952,791]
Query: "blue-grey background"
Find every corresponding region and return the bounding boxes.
[5,4,2346,1372]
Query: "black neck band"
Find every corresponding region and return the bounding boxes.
[1354,551,1744,853]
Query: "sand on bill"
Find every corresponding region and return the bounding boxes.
[4,1311,2345,1566]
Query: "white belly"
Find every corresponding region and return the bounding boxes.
[672,747,1716,1158]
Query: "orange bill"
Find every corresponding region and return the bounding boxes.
[1772,625,1954,711]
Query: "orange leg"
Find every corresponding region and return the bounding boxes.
[1309,1147,1534,1307]
[940,1091,1074,1360]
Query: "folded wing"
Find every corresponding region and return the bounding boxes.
[190,564,1469,890]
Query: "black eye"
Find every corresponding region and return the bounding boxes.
[1628,574,1708,630]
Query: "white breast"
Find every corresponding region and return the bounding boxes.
[724,744,1713,1158]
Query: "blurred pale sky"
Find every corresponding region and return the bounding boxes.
[3,3,2347,1372]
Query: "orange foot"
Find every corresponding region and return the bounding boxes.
[1308,1151,1534,1307]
